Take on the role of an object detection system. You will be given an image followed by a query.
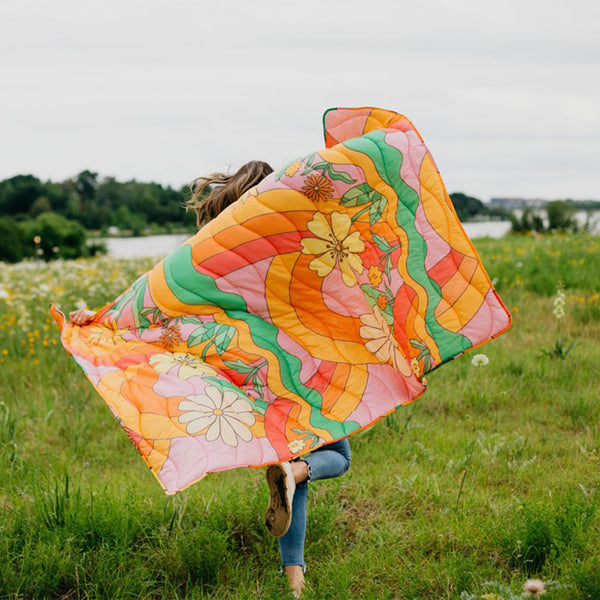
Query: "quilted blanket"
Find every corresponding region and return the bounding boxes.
[49,106,512,494]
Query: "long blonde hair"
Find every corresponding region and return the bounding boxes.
[185,160,273,228]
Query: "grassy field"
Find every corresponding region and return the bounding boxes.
[1,234,599,599]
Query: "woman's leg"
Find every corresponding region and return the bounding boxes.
[302,438,351,483]
[277,479,308,571]
[277,438,352,572]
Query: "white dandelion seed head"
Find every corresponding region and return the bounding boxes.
[471,353,490,367]
[523,578,546,594]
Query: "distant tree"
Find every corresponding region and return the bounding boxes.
[449,192,486,221]
[19,213,89,260]
[509,208,545,234]
[0,175,45,215]
[0,217,26,262]
[29,196,52,217]
[546,200,578,233]
[74,170,99,202]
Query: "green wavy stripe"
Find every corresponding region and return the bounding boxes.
[343,131,471,362]
[162,245,360,438]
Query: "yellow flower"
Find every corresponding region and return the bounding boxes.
[368,265,382,287]
[287,439,306,454]
[284,161,302,177]
[149,352,218,379]
[300,211,365,286]
[359,308,412,377]
[87,324,129,346]
[410,357,421,377]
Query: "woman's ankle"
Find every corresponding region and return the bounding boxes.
[289,460,309,484]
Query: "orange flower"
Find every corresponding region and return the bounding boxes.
[377,295,387,310]
[368,265,382,287]
[159,323,182,349]
[301,174,334,202]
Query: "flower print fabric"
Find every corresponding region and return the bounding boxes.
[49,106,512,494]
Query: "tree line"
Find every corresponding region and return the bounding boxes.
[1,170,588,264]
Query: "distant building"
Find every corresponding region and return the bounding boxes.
[489,197,548,209]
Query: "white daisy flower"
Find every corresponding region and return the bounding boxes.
[150,352,217,380]
[178,385,255,446]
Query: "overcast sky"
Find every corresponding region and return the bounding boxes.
[1,0,598,201]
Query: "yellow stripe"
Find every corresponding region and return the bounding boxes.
[319,146,442,364]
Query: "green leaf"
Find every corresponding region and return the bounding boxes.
[214,325,235,355]
[410,339,428,351]
[372,232,392,252]
[384,254,392,281]
[341,184,373,207]
[251,373,265,400]
[187,324,214,348]
[360,283,382,303]
[369,194,387,225]
[326,164,356,184]
[223,359,255,374]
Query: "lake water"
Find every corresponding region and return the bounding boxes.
[100,215,597,259]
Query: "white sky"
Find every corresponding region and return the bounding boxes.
[1,0,598,201]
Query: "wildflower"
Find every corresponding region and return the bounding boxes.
[553,281,566,320]
[75,299,88,310]
[516,261,523,268]
[52,246,60,253]
[523,579,546,595]
[301,173,335,202]
[0,287,9,300]
[33,235,41,244]
[471,353,489,367]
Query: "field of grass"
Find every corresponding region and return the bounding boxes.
[1,234,599,599]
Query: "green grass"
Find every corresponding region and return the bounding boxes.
[1,234,599,599]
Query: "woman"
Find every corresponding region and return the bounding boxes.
[69,161,352,598]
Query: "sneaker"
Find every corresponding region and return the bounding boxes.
[264,461,296,537]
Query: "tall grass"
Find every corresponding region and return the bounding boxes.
[0,234,599,598]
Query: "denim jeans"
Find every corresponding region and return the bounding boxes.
[278,438,352,571]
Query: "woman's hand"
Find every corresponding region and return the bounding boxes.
[69,308,97,326]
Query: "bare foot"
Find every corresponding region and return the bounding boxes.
[284,565,305,598]
[289,460,309,485]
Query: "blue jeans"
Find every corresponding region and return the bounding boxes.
[278,438,351,571]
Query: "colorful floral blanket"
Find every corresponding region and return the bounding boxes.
[50,107,512,494]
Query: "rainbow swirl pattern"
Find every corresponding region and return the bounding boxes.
[50,107,511,494]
